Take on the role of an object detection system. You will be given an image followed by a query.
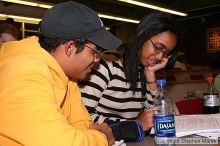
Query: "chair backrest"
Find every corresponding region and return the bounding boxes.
[175,98,204,115]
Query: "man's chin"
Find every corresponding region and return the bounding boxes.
[78,73,91,81]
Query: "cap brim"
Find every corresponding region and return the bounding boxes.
[86,28,122,50]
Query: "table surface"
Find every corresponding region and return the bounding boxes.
[126,136,219,146]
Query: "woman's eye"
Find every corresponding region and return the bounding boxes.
[155,45,163,51]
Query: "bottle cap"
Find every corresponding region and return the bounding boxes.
[207,76,214,84]
[157,79,166,87]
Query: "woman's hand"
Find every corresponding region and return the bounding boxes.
[137,108,154,131]
[145,57,168,72]
[144,57,168,86]
[89,123,115,146]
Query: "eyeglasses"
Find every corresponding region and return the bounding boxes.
[84,45,103,57]
[149,39,171,58]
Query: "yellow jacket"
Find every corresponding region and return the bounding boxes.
[0,36,107,146]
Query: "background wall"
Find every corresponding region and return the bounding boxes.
[112,13,220,68]
[176,13,220,67]
[1,12,220,68]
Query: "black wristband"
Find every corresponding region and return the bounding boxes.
[108,121,144,142]
[146,80,156,84]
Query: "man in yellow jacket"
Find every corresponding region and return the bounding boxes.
[0,1,121,146]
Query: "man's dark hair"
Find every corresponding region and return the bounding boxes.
[38,34,66,53]
[123,12,178,96]
[5,18,16,25]
[0,23,20,40]
[38,34,86,53]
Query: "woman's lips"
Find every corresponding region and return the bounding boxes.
[147,59,160,67]
[148,60,156,66]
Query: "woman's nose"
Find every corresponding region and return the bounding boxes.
[156,52,163,60]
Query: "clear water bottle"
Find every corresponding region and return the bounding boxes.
[203,76,220,114]
[153,79,176,146]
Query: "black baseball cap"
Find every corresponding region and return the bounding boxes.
[39,1,121,50]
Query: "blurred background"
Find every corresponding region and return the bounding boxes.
[0,0,220,69]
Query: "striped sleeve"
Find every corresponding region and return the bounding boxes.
[80,58,154,124]
[80,59,111,123]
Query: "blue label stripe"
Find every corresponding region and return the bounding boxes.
[154,114,176,137]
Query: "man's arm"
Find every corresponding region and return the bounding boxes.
[0,59,108,146]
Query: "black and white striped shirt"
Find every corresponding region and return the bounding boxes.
[79,57,154,124]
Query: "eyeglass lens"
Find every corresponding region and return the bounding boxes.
[150,39,170,58]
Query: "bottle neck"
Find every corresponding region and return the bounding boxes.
[208,82,213,92]
[205,80,218,94]
[158,85,166,90]
[206,76,214,92]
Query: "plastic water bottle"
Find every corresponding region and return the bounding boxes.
[203,76,220,114]
[153,79,176,146]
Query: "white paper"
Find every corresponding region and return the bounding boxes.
[196,132,220,139]
[175,113,220,137]
[112,140,126,146]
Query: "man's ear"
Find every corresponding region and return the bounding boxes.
[64,40,75,57]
